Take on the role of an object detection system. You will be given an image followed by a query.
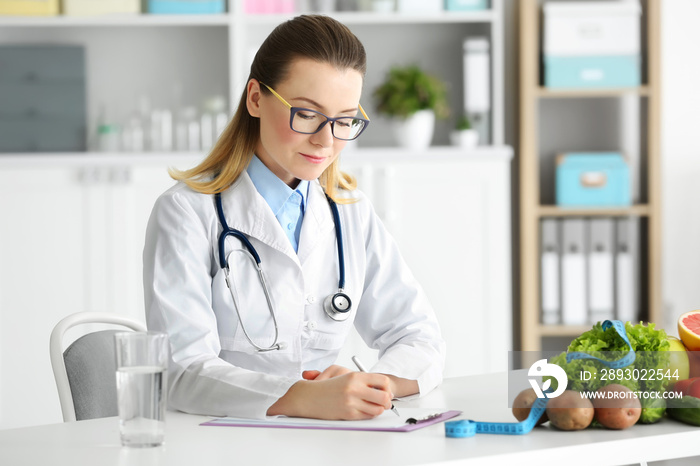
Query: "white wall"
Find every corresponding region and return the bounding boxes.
[661,0,700,332]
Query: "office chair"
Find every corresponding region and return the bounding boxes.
[50,312,146,422]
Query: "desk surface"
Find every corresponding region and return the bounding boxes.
[1,372,700,466]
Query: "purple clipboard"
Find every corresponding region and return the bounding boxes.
[201,409,462,432]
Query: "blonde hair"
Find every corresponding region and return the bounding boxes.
[169,15,366,203]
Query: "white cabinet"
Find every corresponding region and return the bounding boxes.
[0,167,87,429]
[0,155,199,429]
[337,147,513,378]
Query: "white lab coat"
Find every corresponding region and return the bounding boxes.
[143,171,445,419]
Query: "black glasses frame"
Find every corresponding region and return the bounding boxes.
[261,82,370,141]
[288,107,369,141]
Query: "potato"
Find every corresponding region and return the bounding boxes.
[545,390,594,431]
[592,384,641,430]
[512,388,549,425]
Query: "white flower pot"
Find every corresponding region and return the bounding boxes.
[391,110,435,151]
[450,129,479,149]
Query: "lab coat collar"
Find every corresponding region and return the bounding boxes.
[297,181,335,265]
[219,172,334,264]
[220,172,297,260]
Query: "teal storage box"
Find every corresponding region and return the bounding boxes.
[544,55,640,88]
[445,0,488,10]
[556,152,630,207]
[148,0,224,14]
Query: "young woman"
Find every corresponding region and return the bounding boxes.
[144,14,445,421]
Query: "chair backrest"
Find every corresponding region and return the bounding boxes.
[50,312,146,422]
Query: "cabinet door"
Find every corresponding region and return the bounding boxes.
[110,164,180,323]
[0,167,88,428]
[0,161,188,429]
[339,158,512,377]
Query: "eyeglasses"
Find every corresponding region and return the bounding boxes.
[261,83,370,141]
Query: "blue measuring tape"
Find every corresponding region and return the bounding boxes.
[446,320,636,438]
[565,320,636,368]
[446,396,549,438]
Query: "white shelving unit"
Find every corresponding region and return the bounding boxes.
[518,0,662,352]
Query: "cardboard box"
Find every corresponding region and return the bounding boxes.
[0,0,58,15]
[543,1,641,88]
[556,152,631,207]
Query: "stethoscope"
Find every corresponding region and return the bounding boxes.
[215,192,352,352]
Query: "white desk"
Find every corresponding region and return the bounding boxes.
[1,372,699,466]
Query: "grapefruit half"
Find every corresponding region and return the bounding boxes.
[678,310,700,351]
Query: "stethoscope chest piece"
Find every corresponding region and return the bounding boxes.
[323,291,352,321]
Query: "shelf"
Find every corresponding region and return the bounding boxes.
[245,9,497,25]
[0,145,513,167]
[0,13,231,27]
[539,325,592,337]
[0,9,498,27]
[536,86,651,99]
[348,145,513,161]
[0,152,205,168]
[537,204,651,218]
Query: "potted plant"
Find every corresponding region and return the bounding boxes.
[450,115,479,148]
[373,64,449,150]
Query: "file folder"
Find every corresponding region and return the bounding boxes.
[540,219,560,325]
[615,218,638,322]
[561,218,587,325]
[588,218,614,323]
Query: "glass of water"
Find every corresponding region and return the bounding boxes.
[114,331,169,448]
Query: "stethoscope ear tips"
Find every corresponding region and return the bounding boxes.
[323,291,352,321]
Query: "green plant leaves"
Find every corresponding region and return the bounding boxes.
[373,65,449,119]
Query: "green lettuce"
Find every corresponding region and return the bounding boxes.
[545,322,670,424]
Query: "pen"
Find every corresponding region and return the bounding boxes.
[351,355,400,417]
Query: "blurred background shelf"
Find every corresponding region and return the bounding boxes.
[244,9,498,24]
[538,324,593,338]
[518,0,662,351]
[536,85,651,99]
[537,204,652,218]
[0,13,231,26]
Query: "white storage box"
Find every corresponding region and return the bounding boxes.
[397,0,442,13]
[63,0,139,15]
[543,0,641,88]
[445,0,488,11]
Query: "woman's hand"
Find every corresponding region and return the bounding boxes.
[267,371,394,420]
[301,364,351,381]
[302,367,418,398]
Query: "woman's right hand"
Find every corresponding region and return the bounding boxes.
[266,371,394,420]
[301,364,351,381]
